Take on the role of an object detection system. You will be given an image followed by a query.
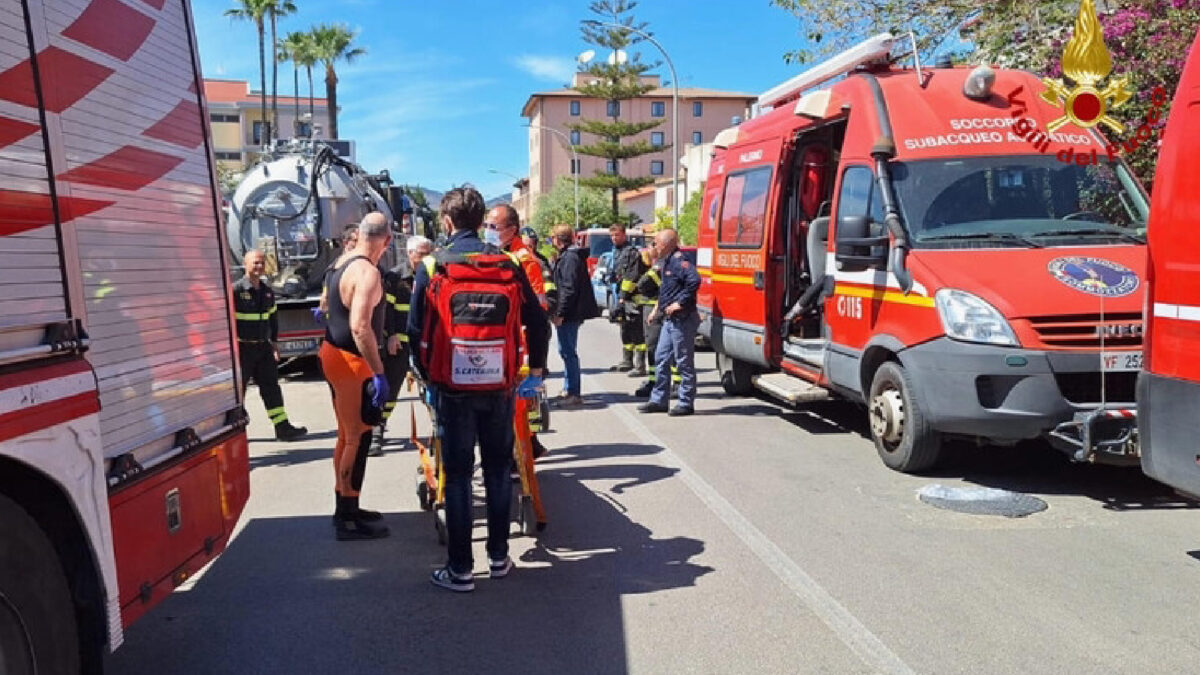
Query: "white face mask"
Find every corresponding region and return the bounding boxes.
[482,228,501,247]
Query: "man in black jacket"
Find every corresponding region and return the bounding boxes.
[549,223,598,408]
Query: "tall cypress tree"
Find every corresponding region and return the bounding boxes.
[571,0,667,221]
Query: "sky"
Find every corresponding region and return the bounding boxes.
[192,0,819,200]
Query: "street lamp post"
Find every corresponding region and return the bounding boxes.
[583,21,680,229]
[525,124,580,230]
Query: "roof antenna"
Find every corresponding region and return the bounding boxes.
[909,30,929,88]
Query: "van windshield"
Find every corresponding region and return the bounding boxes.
[889,155,1149,248]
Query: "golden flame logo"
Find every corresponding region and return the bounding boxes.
[1040,0,1134,133]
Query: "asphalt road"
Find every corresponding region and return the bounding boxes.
[107,320,1200,674]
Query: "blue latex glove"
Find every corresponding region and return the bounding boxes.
[370,374,389,409]
[310,306,326,327]
[423,385,438,408]
[517,375,543,399]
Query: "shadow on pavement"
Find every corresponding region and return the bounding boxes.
[108,446,710,675]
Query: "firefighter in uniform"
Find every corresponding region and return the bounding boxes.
[633,247,683,398]
[609,223,645,373]
[233,250,308,441]
[370,235,433,455]
[637,228,701,417]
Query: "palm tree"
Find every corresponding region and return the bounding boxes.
[278,31,314,137]
[309,23,365,140]
[225,0,273,148]
[266,0,297,141]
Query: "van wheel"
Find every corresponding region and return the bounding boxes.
[867,361,943,473]
[716,351,754,396]
[0,494,80,675]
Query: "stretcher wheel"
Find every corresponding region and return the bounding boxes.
[415,473,432,512]
[434,506,447,545]
[518,496,538,536]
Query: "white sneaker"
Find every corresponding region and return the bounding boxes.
[488,556,514,579]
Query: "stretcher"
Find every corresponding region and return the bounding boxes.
[410,374,549,544]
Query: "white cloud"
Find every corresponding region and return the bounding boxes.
[513,54,575,83]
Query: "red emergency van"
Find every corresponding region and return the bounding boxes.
[698,34,1149,473]
[1138,28,1200,495]
[0,0,248,667]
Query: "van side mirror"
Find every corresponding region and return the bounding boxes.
[834,215,888,272]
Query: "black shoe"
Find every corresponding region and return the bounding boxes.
[329,508,384,526]
[637,401,668,414]
[627,367,647,378]
[274,421,307,441]
[634,381,653,398]
[430,566,474,592]
[669,405,694,417]
[609,361,634,372]
[335,516,389,540]
[531,435,549,460]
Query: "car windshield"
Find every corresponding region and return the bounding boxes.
[585,232,646,257]
[888,155,1148,248]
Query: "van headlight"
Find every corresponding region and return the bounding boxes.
[934,289,1018,347]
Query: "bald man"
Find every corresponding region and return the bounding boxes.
[637,229,700,417]
[233,249,308,440]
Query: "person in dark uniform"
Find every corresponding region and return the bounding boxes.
[637,229,701,417]
[607,223,643,372]
[619,243,652,377]
[233,250,307,441]
[633,246,662,398]
[369,234,433,456]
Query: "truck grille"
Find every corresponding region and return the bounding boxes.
[1027,312,1142,350]
[1054,371,1137,404]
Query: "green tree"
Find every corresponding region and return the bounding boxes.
[225,0,273,147]
[571,0,667,220]
[266,0,297,139]
[310,23,366,140]
[401,185,438,239]
[278,30,313,137]
[650,185,703,245]
[531,176,623,233]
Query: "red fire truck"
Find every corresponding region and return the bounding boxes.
[0,0,249,669]
[698,34,1149,473]
[1138,28,1200,495]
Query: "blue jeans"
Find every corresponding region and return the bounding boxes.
[436,392,514,574]
[556,320,582,396]
[651,311,699,408]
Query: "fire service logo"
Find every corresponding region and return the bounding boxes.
[1039,0,1133,134]
[1047,256,1140,298]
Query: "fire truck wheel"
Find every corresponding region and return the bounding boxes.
[868,361,943,473]
[716,351,754,396]
[0,494,80,675]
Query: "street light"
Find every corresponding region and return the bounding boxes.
[487,168,523,187]
[580,21,679,229]
[525,123,580,230]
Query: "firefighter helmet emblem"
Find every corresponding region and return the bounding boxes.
[1040,0,1134,134]
[1048,256,1139,297]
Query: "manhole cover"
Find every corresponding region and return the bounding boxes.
[917,484,1048,518]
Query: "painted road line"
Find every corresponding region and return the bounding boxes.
[609,400,915,675]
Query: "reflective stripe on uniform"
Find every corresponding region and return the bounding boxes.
[544,281,557,291]
[648,270,661,284]
[620,279,637,292]
[267,406,288,423]
[634,344,647,352]
[235,309,275,321]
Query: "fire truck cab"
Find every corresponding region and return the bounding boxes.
[698,34,1150,472]
[1138,28,1200,495]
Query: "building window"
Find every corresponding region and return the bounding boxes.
[607,100,620,117]
[651,131,664,147]
[296,121,312,138]
[252,120,267,144]
[692,131,702,145]
[693,101,703,117]
[651,101,665,117]
[606,160,617,175]
[210,113,238,123]
[214,151,241,161]
[570,100,581,116]
[571,159,580,174]
[570,129,581,145]
[650,160,664,176]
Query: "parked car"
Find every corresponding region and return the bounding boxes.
[591,250,617,316]
[576,227,647,276]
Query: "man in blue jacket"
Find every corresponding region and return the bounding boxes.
[637,229,700,417]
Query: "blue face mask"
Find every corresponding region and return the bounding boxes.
[483,228,502,247]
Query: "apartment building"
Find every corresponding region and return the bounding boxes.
[521,73,754,222]
[203,79,333,172]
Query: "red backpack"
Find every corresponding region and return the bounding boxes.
[418,250,524,392]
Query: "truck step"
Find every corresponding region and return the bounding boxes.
[752,373,831,404]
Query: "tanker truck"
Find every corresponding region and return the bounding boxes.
[225,139,410,360]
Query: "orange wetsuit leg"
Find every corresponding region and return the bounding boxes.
[319,341,374,497]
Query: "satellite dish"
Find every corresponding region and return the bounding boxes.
[577,50,596,64]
